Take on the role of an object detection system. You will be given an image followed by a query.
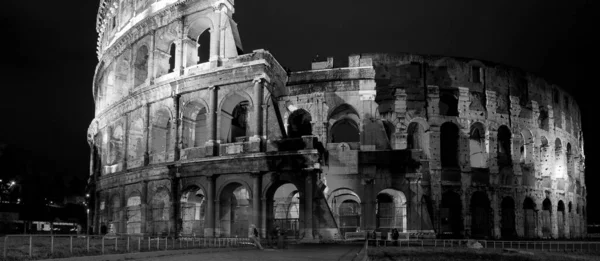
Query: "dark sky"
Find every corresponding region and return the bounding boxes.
[0,0,597,221]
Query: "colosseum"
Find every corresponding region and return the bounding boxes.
[87,0,587,241]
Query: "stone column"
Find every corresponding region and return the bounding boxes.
[252,173,262,236]
[174,95,182,161]
[148,31,156,84]
[261,196,267,238]
[123,114,129,170]
[250,78,264,152]
[362,178,376,231]
[205,175,216,237]
[140,181,148,235]
[170,173,179,236]
[205,86,219,156]
[120,186,126,233]
[209,5,222,62]
[144,104,151,165]
[301,171,315,242]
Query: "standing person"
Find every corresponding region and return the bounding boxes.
[270,225,280,248]
[249,224,264,250]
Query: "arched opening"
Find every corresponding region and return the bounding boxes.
[501,197,516,239]
[328,188,361,237]
[287,109,312,138]
[115,58,129,91]
[220,93,249,143]
[180,186,205,236]
[523,197,537,238]
[267,182,300,239]
[376,189,407,234]
[566,143,573,177]
[272,184,300,238]
[127,118,144,165]
[497,125,512,167]
[441,191,463,238]
[133,45,149,87]
[197,29,211,64]
[150,108,171,163]
[469,122,486,168]
[331,119,360,143]
[542,198,552,238]
[538,107,549,131]
[520,129,534,164]
[557,200,565,238]
[108,126,123,165]
[470,191,491,239]
[407,122,425,150]
[126,192,142,234]
[440,122,459,168]
[150,188,171,236]
[182,102,208,148]
[109,195,121,234]
[219,183,251,237]
[168,43,176,73]
[439,92,459,116]
[555,138,562,159]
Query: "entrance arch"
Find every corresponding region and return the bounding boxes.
[266,182,300,239]
[470,191,491,238]
[180,186,206,236]
[219,182,251,237]
[126,192,142,234]
[328,188,361,237]
[542,198,552,238]
[441,191,463,238]
[500,197,516,239]
[376,189,407,234]
[523,197,537,238]
[557,200,566,238]
[150,188,171,235]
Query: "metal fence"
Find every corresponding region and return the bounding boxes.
[1,234,255,260]
[365,238,600,252]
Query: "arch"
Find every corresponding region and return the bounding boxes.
[557,200,566,238]
[133,45,149,87]
[287,109,312,138]
[328,103,360,122]
[497,125,512,167]
[566,143,573,177]
[328,188,361,236]
[108,125,124,165]
[500,197,516,239]
[219,92,251,143]
[441,191,463,238]
[376,189,407,233]
[542,198,552,238]
[219,182,252,237]
[150,107,172,162]
[185,17,213,67]
[523,197,537,238]
[382,120,395,144]
[520,129,534,164]
[126,190,142,234]
[182,101,208,148]
[180,186,206,236]
[469,122,486,168]
[440,122,460,168]
[470,191,491,238]
[554,138,562,157]
[407,121,425,150]
[109,193,122,234]
[168,42,176,73]
[150,187,171,235]
[127,118,144,163]
[330,118,360,143]
[439,91,459,116]
[115,57,129,91]
[269,183,300,239]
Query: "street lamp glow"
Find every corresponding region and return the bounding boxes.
[10,181,15,186]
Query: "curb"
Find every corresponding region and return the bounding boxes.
[37,247,254,261]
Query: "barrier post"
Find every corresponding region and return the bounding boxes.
[115,237,118,251]
[29,235,32,258]
[102,237,105,254]
[3,236,7,259]
[70,236,73,254]
[87,236,90,253]
[138,237,141,252]
[51,235,54,254]
[127,236,130,252]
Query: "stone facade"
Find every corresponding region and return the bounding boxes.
[88,0,586,240]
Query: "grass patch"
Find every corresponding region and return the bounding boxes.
[368,247,600,261]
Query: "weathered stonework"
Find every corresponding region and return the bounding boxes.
[89,0,586,241]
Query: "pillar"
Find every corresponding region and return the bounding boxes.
[205,86,219,156]
[301,171,315,241]
[362,178,376,232]
[170,174,180,236]
[144,104,151,165]
[250,78,264,151]
[261,196,267,238]
[140,181,148,235]
[209,5,222,62]
[252,173,262,237]
[205,175,216,237]
[173,95,181,161]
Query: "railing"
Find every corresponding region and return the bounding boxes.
[1,234,254,260]
[365,238,600,252]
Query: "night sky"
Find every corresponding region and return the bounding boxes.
[0,0,597,222]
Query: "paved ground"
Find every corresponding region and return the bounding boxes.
[132,244,363,261]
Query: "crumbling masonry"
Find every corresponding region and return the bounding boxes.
[87,0,586,240]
